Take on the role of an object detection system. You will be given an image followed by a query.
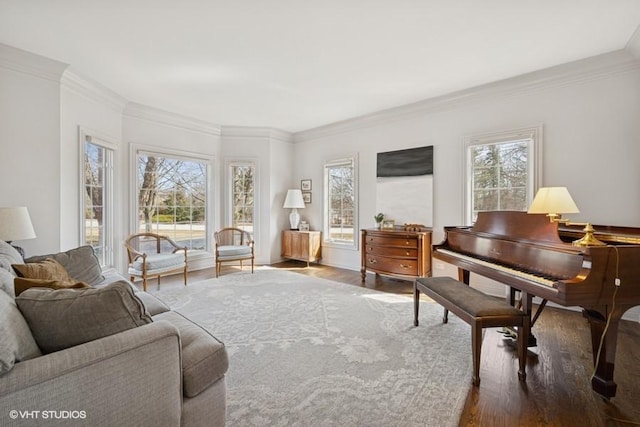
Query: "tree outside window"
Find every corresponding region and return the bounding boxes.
[465,127,541,224]
[324,157,357,246]
[83,140,113,267]
[136,153,207,250]
[231,164,254,233]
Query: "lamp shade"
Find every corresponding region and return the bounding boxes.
[527,187,580,215]
[283,189,305,209]
[0,207,36,241]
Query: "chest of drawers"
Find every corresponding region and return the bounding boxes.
[360,228,432,282]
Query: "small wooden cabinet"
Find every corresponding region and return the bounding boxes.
[361,228,432,282]
[282,230,322,266]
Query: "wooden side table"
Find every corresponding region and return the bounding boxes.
[282,230,322,266]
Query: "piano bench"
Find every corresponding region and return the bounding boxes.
[414,276,529,386]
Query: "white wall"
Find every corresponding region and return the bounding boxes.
[123,103,222,270]
[220,127,293,264]
[0,44,67,255]
[292,50,640,324]
[59,71,126,256]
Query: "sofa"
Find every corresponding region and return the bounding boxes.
[0,241,228,426]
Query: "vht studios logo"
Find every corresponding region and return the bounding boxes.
[9,410,87,420]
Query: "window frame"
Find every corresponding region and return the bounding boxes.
[463,125,543,225]
[225,158,258,238]
[130,143,214,254]
[79,127,116,268]
[323,153,359,250]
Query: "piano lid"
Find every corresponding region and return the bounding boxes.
[471,211,565,245]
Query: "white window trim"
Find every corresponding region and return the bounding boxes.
[462,125,543,225]
[79,126,117,268]
[129,143,215,256]
[224,158,259,239]
[323,153,359,250]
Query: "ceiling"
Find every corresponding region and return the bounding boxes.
[2,1,640,133]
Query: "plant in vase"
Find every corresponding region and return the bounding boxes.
[374,213,384,229]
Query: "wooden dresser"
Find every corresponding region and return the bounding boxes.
[282,230,322,266]
[361,228,432,282]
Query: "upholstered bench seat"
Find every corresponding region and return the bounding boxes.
[414,276,529,386]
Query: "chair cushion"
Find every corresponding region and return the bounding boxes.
[24,245,105,286]
[153,310,229,398]
[129,253,185,275]
[0,290,41,374]
[217,245,251,259]
[16,281,152,354]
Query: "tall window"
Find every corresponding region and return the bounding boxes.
[82,133,114,268]
[230,162,255,233]
[464,126,541,224]
[324,156,358,247]
[136,151,208,250]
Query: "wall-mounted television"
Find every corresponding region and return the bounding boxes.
[376,145,433,177]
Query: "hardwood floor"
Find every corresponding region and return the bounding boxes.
[154,261,640,427]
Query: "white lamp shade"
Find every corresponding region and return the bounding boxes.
[0,207,36,241]
[283,189,306,209]
[528,187,580,215]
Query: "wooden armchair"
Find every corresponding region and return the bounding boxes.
[214,227,254,277]
[125,232,188,291]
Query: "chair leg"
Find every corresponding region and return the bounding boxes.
[216,261,219,278]
[183,266,187,286]
[251,258,254,274]
[413,283,420,327]
[142,277,147,292]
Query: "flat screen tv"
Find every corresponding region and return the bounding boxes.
[376,145,433,177]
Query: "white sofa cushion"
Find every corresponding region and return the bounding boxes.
[0,290,41,374]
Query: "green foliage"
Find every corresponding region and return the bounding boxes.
[374,213,384,223]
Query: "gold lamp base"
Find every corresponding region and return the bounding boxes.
[572,223,606,247]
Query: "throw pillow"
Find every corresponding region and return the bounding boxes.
[14,277,90,297]
[12,258,76,285]
[0,290,41,374]
[16,280,152,354]
[25,245,105,286]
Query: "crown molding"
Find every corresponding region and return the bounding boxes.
[293,50,640,143]
[625,24,640,60]
[124,102,222,136]
[61,69,128,113]
[221,125,293,143]
[0,43,68,82]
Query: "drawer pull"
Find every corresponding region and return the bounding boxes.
[399,264,411,269]
[368,258,377,264]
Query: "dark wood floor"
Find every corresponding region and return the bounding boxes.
[154,261,640,427]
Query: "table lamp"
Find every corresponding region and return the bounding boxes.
[283,189,305,230]
[0,206,37,257]
[528,187,604,246]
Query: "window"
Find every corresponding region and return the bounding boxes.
[81,132,115,268]
[464,126,542,224]
[135,151,208,251]
[324,155,358,247]
[229,162,255,233]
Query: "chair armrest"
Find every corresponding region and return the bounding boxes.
[0,322,182,426]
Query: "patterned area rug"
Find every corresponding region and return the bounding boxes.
[154,268,472,426]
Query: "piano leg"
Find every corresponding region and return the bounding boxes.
[582,304,633,399]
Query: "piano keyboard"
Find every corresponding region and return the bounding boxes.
[435,248,556,288]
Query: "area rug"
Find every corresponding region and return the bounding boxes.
[154,268,473,426]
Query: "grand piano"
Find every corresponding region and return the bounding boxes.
[433,210,640,398]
